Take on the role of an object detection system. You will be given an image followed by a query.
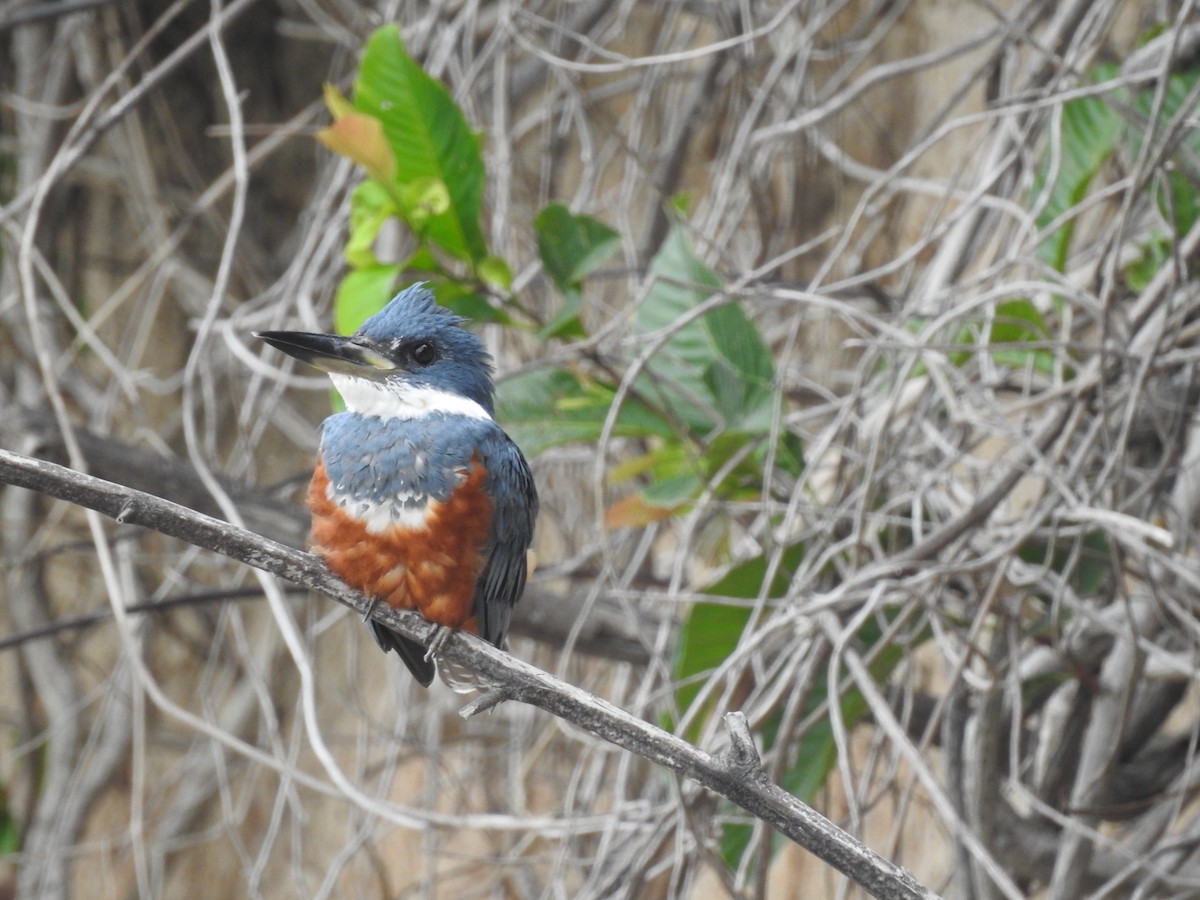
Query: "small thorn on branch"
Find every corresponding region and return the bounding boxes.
[719,711,763,777]
[459,689,511,719]
[115,498,137,524]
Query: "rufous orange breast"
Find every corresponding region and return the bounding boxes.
[308,455,493,632]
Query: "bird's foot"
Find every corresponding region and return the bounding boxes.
[361,595,380,623]
[424,625,452,661]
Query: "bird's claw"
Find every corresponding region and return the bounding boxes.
[424,625,451,661]
[361,596,380,623]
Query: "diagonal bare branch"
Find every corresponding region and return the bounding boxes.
[0,446,941,900]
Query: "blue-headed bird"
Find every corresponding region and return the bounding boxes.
[256,284,537,687]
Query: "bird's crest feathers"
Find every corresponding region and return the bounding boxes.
[356,282,466,341]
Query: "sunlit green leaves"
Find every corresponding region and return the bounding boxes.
[500,221,794,529]
[333,265,402,334]
[321,25,499,331]
[343,179,397,269]
[353,26,487,265]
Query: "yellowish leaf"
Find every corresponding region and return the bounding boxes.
[610,452,664,483]
[605,495,680,529]
[316,85,395,182]
[321,82,356,120]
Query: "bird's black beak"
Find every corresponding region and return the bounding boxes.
[255,330,397,379]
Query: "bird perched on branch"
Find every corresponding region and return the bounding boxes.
[256,284,537,687]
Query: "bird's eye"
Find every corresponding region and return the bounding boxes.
[410,342,438,366]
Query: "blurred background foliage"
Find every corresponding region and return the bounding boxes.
[4,2,1200,898]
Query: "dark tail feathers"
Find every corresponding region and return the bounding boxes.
[369,621,435,687]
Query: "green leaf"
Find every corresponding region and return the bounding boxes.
[638,224,776,435]
[950,298,1058,376]
[777,432,806,477]
[708,302,775,385]
[0,786,18,855]
[354,26,488,264]
[495,367,675,457]
[703,429,771,488]
[1074,530,1113,597]
[783,716,849,802]
[396,176,451,229]
[988,298,1056,374]
[433,280,512,325]
[533,205,618,340]
[1131,68,1200,237]
[673,601,753,729]
[641,471,702,508]
[478,255,513,290]
[607,442,696,528]
[611,445,686,483]
[399,244,439,275]
[538,288,587,340]
[608,428,776,530]
[1035,63,1200,280]
[713,611,909,876]
[1018,529,1112,598]
[673,547,805,732]
[716,694,864,872]
[535,203,620,289]
[344,179,399,269]
[605,493,683,528]
[1159,169,1200,237]
[990,298,1055,373]
[1127,234,1170,291]
[333,264,401,334]
[1034,65,1125,271]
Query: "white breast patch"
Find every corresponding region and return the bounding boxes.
[332,491,433,533]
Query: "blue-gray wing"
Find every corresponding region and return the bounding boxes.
[475,430,538,648]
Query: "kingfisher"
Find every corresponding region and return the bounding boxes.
[256,284,538,687]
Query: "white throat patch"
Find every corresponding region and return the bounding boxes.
[329,373,492,421]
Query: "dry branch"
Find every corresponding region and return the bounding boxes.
[0,447,940,900]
